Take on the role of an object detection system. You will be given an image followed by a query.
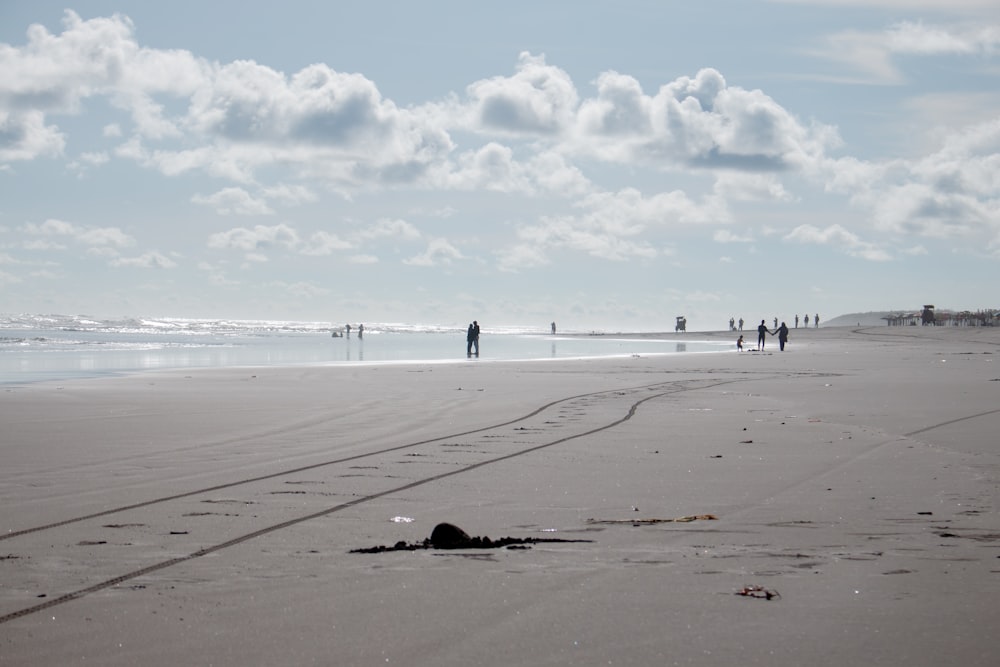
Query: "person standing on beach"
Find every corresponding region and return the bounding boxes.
[795,315,799,328]
[472,320,480,356]
[737,335,744,351]
[757,320,769,351]
[738,318,744,331]
[345,323,351,338]
[358,323,364,339]
[466,323,475,357]
[551,321,556,334]
[776,321,789,351]
[804,314,809,327]
[815,313,820,328]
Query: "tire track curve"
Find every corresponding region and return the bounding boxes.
[0,377,742,625]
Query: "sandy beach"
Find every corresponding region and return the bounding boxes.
[1,326,998,666]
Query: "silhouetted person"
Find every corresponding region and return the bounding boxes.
[795,315,799,328]
[814,313,820,328]
[737,335,744,351]
[738,318,744,331]
[472,320,480,356]
[757,320,769,351]
[466,323,475,357]
[776,322,789,350]
[804,314,810,327]
[358,323,364,339]
[551,321,556,334]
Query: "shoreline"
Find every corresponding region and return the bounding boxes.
[1,326,997,666]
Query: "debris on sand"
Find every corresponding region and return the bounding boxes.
[350,522,592,554]
[735,585,780,600]
[586,514,718,525]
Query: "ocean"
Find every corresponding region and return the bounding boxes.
[0,314,730,385]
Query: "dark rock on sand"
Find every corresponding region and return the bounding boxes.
[350,522,592,554]
[430,522,472,548]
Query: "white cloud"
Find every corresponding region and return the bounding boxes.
[809,20,1000,84]
[0,110,65,161]
[110,251,177,268]
[886,21,1000,55]
[404,238,463,266]
[192,187,275,215]
[784,223,892,261]
[713,230,754,243]
[207,223,299,253]
[827,118,1000,241]
[466,52,579,135]
[22,218,134,249]
[714,172,795,202]
[577,71,653,138]
[1,14,841,201]
[568,67,840,173]
[356,217,421,241]
[261,183,317,206]
[497,186,727,269]
[300,230,352,256]
[496,242,551,272]
[0,11,452,184]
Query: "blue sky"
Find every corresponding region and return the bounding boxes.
[1,1,998,331]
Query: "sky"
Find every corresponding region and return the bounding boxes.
[1,0,999,332]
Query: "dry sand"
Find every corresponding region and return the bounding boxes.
[1,326,998,666]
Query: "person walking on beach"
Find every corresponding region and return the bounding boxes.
[757,319,770,351]
[776,321,789,351]
[814,313,820,328]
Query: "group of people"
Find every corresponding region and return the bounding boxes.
[466,320,480,357]
[795,314,819,328]
[730,314,819,332]
[333,323,363,338]
[737,319,791,352]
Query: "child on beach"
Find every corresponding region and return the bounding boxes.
[737,335,744,351]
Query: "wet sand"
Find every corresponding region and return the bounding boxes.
[1,326,998,666]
